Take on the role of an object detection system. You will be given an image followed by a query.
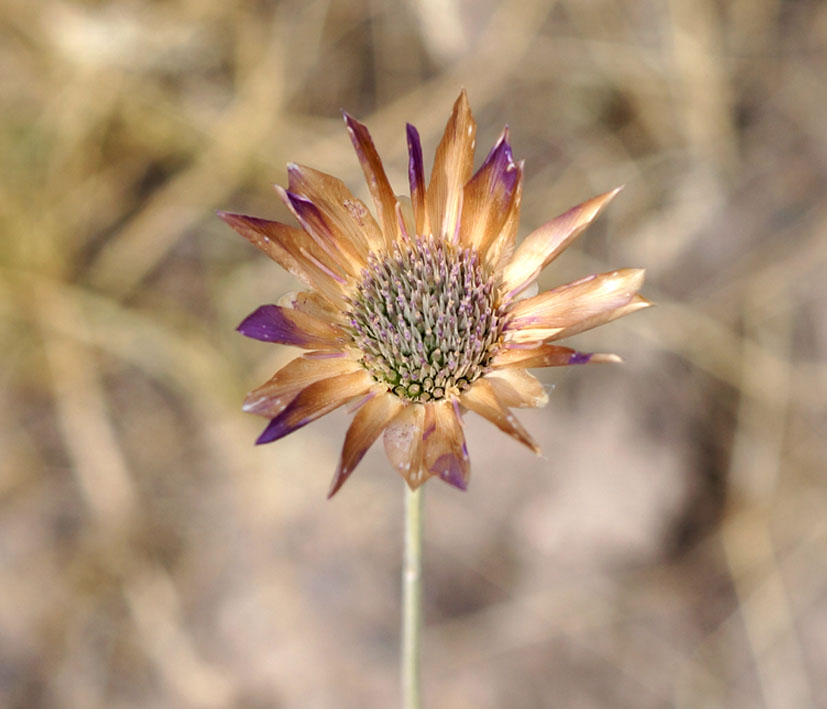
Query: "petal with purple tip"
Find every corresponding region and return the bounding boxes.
[286,163,383,260]
[237,304,346,349]
[423,400,470,490]
[276,187,356,279]
[243,355,361,418]
[491,344,622,369]
[460,127,523,261]
[256,369,374,444]
[406,123,430,237]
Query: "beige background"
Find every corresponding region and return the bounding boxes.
[1,0,826,706]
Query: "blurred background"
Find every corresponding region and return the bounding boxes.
[1,0,826,706]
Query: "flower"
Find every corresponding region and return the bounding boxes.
[219,90,650,497]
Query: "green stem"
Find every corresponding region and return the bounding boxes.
[401,484,423,709]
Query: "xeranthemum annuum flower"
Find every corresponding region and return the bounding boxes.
[220,90,651,497]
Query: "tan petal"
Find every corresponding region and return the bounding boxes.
[547,293,653,342]
[501,187,623,299]
[256,369,374,444]
[328,393,404,497]
[486,368,548,409]
[427,90,476,241]
[286,290,346,324]
[395,196,415,240]
[343,113,398,248]
[491,344,622,369]
[505,268,646,342]
[242,354,361,418]
[460,378,539,454]
[287,163,384,260]
[383,403,428,489]
[423,400,470,490]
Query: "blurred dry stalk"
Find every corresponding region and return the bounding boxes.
[1,0,826,707]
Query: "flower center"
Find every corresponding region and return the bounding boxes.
[347,236,502,402]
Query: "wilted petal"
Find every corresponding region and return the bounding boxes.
[243,355,361,418]
[237,304,347,350]
[501,187,623,299]
[423,400,470,490]
[343,112,398,247]
[486,368,548,409]
[406,123,430,238]
[460,378,539,454]
[287,163,384,259]
[460,128,521,258]
[256,369,374,444]
[505,268,646,342]
[491,344,622,369]
[427,89,476,242]
[383,403,428,488]
[328,393,404,497]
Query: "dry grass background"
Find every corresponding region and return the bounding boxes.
[1,0,826,707]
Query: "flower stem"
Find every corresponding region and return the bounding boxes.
[402,484,423,709]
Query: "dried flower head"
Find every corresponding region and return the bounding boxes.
[220,90,650,497]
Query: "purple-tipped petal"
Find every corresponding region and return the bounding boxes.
[237,304,346,349]
[431,453,467,490]
[406,123,429,237]
[286,162,383,260]
[283,190,333,244]
[460,126,522,258]
[255,369,373,444]
[491,344,622,369]
[243,355,361,418]
[423,401,470,490]
[568,351,592,365]
[473,127,519,196]
[275,186,354,281]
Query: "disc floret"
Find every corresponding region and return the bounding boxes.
[347,236,502,402]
